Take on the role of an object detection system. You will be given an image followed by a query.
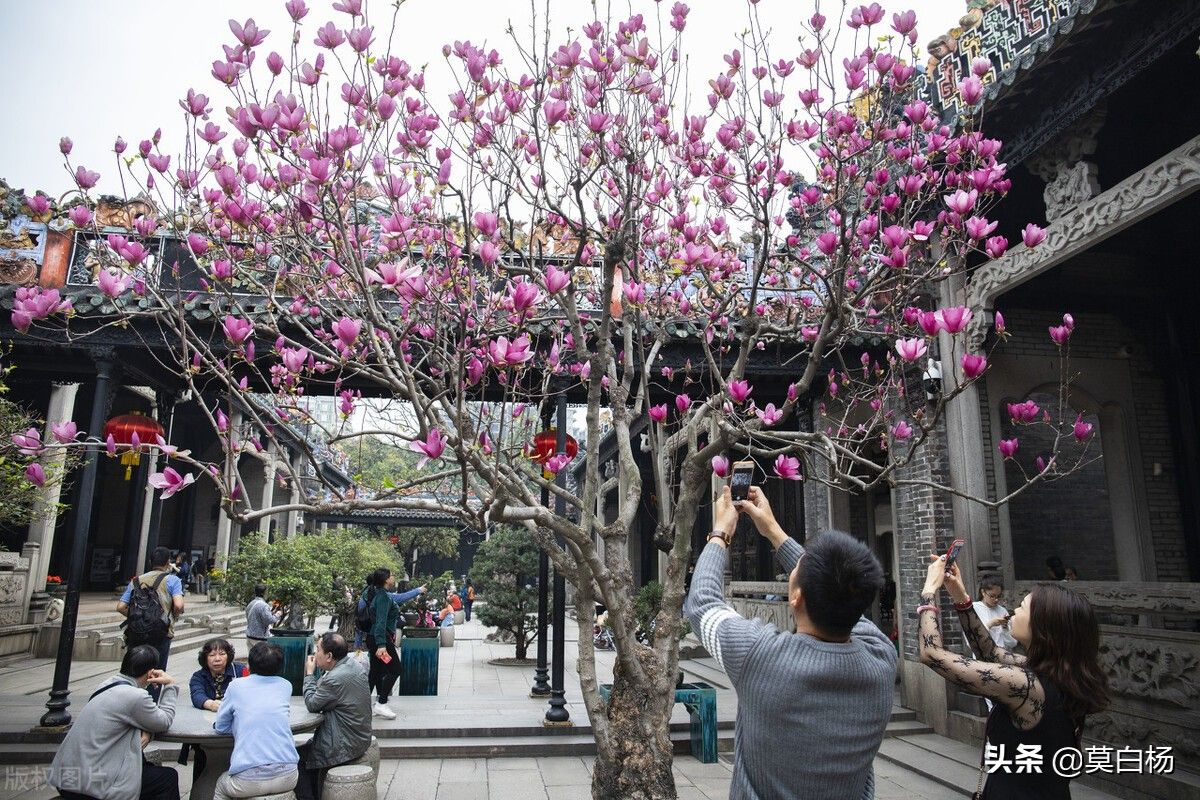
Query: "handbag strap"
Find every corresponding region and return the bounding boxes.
[972,710,993,800]
[89,681,123,701]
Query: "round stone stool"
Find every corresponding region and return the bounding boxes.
[323,764,376,800]
[247,792,295,800]
[347,736,380,771]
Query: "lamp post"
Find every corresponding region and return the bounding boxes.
[544,395,571,726]
[40,357,116,728]
[530,481,551,698]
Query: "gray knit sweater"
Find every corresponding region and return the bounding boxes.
[684,539,896,800]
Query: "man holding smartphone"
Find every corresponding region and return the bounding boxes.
[684,484,895,800]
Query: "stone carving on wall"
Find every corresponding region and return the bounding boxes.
[0,574,24,605]
[0,608,23,627]
[1088,713,1199,761]
[731,598,794,633]
[1026,104,1106,221]
[1100,636,1199,709]
[95,194,159,230]
[965,134,1200,349]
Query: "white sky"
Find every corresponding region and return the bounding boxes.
[0,0,963,198]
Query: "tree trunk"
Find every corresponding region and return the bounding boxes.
[591,647,677,799]
[515,625,528,659]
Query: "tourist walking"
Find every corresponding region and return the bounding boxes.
[352,578,425,650]
[174,553,190,595]
[463,580,475,622]
[297,632,372,800]
[918,554,1109,798]
[117,546,184,684]
[212,642,299,800]
[684,486,895,800]
[49,645,180,800]
[245,583,283,645]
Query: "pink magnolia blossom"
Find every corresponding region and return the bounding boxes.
[96,268,130,299]
[1049,325,1071,345]
[544,266,570,294]
[943,188,978,215]
[960,76,983,106]
[1073,414,1094,442]
[222,316,253,345]
[68,206,93,227]
[960,354,987,379]
[675,394,692,414]
[149,467,195,498]
[74,166,100,189]
[1061,313,1075,331]
[648,404,668,423]
[937,306,973,334]
[711,455,730,478]
[106,434,117,456]
[1007,400,1040,424]
[758,403,782,426]
[891,420,913,440]
[545,452,572,474]
[154,435,191,459]
[998,438,1019,459]
[331,317,362,350]
[1021,223,1046,248]
[895,338,926,362]
[728,380,752,404]
[409,429,446,468]
[216,409,229,432]
[51,421,78,443]
[12,428,43,456]
[25,463,46,488]
[917,311,943,336]
[487,335,532,367]
[774,454,802,480]
[509,281,543,315]
[994,311,1006,334]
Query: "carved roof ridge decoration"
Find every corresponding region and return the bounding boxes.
[964,133,1200,349]
[918,0,1099,126]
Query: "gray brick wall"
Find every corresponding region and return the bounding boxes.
[983,308,1188,581]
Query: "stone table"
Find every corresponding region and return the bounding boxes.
[156,696,323,800]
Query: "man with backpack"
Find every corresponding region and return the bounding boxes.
[117,547,184,693]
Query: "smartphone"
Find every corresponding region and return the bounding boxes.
[945,538,966,568]
[378,651,393,664]
[730,460,755,502]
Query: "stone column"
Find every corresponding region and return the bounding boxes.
[938,274,996,597]
[24,382,80,613]
[214,408,243,570]
[285,453,303,538]
[258,452,277,537]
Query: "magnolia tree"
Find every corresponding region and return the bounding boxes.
[13,1,1093,796]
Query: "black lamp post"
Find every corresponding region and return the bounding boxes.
[41,357,116,728]
[530,484,551,698]
[544,395,571,726]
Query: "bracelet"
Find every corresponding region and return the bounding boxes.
[916,604,938,615]
[952,598,974,612]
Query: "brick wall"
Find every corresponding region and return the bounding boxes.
[984,308,1189,581]
[893,398,963,661]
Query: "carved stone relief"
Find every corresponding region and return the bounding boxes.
[1100,636,1199,709]
[1025,103,1106,221]
[0,574,24,605]
[965,134,1200,349]
[0,608,23,627]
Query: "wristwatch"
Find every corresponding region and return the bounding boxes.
[707,529,733,546]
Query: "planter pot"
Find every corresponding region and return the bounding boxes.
[403,612,420,628]
[453,611,464,625]
[268,628,314,696]
[439,626,455,648]
[402,626,439,639]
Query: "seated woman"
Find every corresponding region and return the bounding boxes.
[213,642,299,800]
[917,554,1109,799]
[190,638,247,711]
[183,639,247,772]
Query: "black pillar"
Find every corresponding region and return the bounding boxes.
[41,357,116,728]
[142,394,177,571]
[531,482,551,697]
[119,457,150,586]
[545,395,571,725]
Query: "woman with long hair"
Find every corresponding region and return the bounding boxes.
[362,567,402,719]
[917,554,1109,799]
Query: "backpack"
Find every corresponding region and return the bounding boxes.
[467,586,475,602]
[355,587,377,632]
[123,572,170,645]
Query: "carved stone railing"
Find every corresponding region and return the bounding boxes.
[730,581,793,633]
[1012,580,1200,777]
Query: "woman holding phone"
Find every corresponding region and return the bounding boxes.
[363,567,402,720]
[973,577,1018,650]
[917,553,1108,798]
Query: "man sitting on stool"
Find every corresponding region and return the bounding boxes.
[298,632,373,800]
[49,645,180,800]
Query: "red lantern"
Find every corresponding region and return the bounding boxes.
[530,427,579,465]
[103,411,165,480]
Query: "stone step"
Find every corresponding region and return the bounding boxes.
[0,716,928,760]
[876,737,978,797]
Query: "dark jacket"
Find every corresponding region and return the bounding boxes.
[367,586,400,644]
[189,662,247,708]
[302,656,372,769]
